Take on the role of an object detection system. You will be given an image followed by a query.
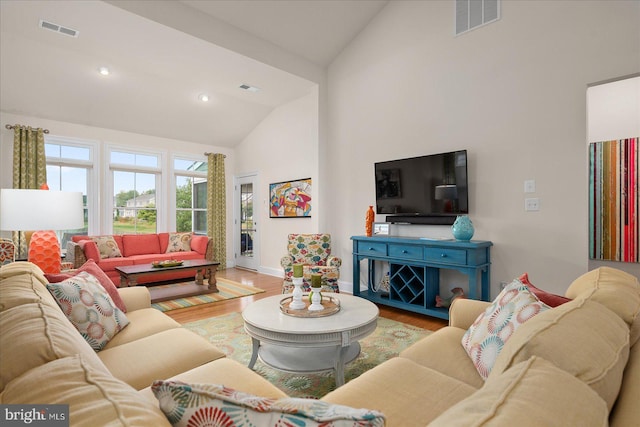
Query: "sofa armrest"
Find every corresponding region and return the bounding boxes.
[205,238,214,261]
[66,241,87,268]
[118,287,152,311]
[448,298,491,329]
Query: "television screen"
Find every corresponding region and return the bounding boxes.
[375,150,468,218]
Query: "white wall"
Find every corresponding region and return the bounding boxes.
[587,75,640,277]
[326,0,640,297]
[234,88,319,276]
[0,111,236,266]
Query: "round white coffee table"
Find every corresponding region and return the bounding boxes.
[242,293,379,387]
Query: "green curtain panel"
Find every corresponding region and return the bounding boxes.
[207,153,226,269]
[11,125,47,258]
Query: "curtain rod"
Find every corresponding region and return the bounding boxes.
[5,124,50,134]
[204,152,226,158]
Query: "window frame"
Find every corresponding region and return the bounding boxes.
[171,154,208,234]
[106,144,165,234]
[44,136,99,235]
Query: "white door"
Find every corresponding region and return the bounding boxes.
[234,174,259,270]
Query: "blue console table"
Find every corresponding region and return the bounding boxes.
[351,236,492,320]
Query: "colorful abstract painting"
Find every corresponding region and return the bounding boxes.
[589,138,638,262]
[269,178,312,218]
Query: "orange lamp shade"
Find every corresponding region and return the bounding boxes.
[28,230,61,274]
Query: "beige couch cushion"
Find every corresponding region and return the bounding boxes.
[139,358,288,403]
[490,298,630,409]
[103,308,180,349]
[0,302,108,391]
[98,327,226,390]
[0,262,56,311]
[400,326,484,389]
[429,356,608,427]
[0,354,170,426]
[610,341,640,427]
[322,357,476,427]
[565,266,640,345]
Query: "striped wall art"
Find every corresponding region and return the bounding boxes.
[589,138,639,262]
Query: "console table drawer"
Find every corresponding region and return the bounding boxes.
[388,244,423,260]
[357,241,387,256]
[425,248,467,265]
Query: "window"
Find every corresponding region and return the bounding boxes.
[110,150,161,234]
[45,139,94,246]
[174,158,207,234]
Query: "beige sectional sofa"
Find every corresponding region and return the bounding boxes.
[1,262,639,426]
[0,262,287,426]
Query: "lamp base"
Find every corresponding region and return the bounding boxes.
[28,230,61,274]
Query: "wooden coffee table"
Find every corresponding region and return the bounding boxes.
[115,259,220,291]
[242,293,379,386]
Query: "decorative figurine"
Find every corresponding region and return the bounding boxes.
[435,287,466,308]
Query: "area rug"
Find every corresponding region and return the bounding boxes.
[183,312,432,399]
[151,279,265,312]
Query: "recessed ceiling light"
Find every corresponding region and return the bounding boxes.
[239,84,260,93]
[198,94,210,102]
[98,67,110,76]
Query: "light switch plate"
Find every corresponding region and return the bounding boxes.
[524,180,536,193]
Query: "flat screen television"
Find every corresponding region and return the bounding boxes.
[374,150,468,224]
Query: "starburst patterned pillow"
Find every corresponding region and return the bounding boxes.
[461,279,551,380]
[46,271,129,351]
[151,381,385,427]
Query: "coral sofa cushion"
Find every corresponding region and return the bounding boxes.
[165,232,192,253]
[462,279,551,380]
[151,381,385,427]
[489,298,630,410]
[45,259,127,312]
[122,234,161,257]
[190,235,209,255]
[565,266,640,345]
[47,272,130,351]
[91,236,123,258]
[429,356,609,427]
[1,355,170,426]
[518,273,571,307]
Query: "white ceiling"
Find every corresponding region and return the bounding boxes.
[0,0,387,147]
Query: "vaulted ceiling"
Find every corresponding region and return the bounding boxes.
[0,0,387,147]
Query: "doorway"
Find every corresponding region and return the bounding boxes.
[234,174,259,270]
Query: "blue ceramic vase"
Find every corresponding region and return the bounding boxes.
[451,215,474,240]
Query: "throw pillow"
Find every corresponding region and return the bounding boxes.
[151,381,385,427]
[461,279,551,380]
[45,259,127,312]
[518,273,571,307]
[46,271,129,351]
[91,236,123,259]
[166,232,192,253]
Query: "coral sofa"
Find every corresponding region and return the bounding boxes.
[1,262,638,426]
[67,232,213,286]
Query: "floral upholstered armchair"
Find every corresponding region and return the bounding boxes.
[281,233,341,293]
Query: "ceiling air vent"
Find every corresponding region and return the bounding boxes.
[455,0,500,36]
[39,20,79,38]
[239,84,260,93]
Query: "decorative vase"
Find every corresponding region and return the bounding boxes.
[289,277,306,310]
[308,287,324,311]
[451,215,474,241]
[365,205,375,237]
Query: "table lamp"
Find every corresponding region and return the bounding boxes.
[0,189,84,273]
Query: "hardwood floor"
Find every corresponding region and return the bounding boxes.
[164,267,448,331]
